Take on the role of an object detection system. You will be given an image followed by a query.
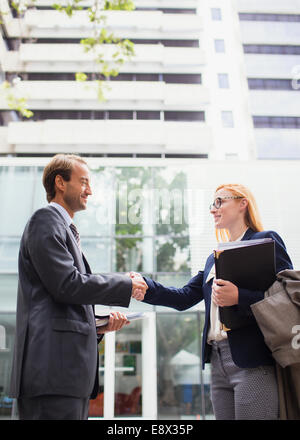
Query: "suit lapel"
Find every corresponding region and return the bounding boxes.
[203,253,215,285]
[82,253,92,274]
[47,205,85,268]
[241,228,255,241]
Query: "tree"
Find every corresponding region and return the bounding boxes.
[0,0,135,117]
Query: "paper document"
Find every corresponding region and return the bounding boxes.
[95,312,145,328]
[216,238,273,251]
[126,312,145,321]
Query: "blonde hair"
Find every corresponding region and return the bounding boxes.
[214,183,264,242]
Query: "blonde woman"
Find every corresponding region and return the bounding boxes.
[136,183,293,420]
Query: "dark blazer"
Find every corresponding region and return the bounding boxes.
[143,228,293,369]
[10,205,132,399]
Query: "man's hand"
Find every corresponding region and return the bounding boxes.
[97,311,130,335]
[126,271,148,301]
[212,279,239,307]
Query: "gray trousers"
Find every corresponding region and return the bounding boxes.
[17,395,90,420]
[210,339,279,420]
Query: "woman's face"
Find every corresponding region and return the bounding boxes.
[210,189,246,230]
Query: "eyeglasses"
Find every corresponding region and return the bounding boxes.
[209,196,243,210]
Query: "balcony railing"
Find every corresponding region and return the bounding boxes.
[4,119,212,154]
[0,81,209,109]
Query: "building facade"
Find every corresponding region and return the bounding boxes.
[0,0,299,420]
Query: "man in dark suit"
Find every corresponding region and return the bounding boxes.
[9,154,147,420]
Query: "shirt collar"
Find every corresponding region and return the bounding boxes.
[236,230,247,241]
[49,202,73,227]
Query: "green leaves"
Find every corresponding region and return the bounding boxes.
[75,72,88,82]
[104,0,135,11]
[52,0,83,17]
[2,0,136,115]
[76,6,135,99]
[0,81,34,118]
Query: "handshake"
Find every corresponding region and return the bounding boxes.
[127,271,149,301]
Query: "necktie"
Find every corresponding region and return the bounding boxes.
[70,223,81,250]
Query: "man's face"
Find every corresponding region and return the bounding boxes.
[63,161,92,214]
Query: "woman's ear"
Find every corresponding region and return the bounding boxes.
[240,198,248,211]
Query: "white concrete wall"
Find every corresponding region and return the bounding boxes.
[237,0,300,14]
[2,44,205,74]
[249,91,300,116]
[4,120,212,155]
[255,129,300,159]
[244,54,300,79]
[198,0,256,160]
[240,21,300,46]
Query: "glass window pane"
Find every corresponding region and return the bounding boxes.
[153,168,189,236]
[0,275,18,312]
[156,312,213,419]
[0,238,20,273]
[164,111,205,122]
[76,168,115,237]
[137,111,160,120]
[114,320,142,417]
[88,339,105,418]
[214,39,225,53]
[155,236,190,273]
[114,238,151,273]
[221,111,234,128]
[155,272,191,287]
[218,73,229,89]
[0,313,16,419]
[163,74,202,84]
[81,238,112,273]
[211,8,222,21]
[32,167,48,211]
[0,167,36,236]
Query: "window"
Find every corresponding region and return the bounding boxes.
[239,13,300,22]
[253,116,300,128]
[108,111,133,120]
[156,312,212,419]
[136,8,196,14]
[131,39,200,48]
[248,78,297,91]
[211,8,222,21]
[164,112,205,122]
[221,111,234,128]
[218,73,229,89]
[137,111,160,120]
[135,73,159,81]
[109,73,134,81]
[30,110,105,121]
[244,45,300,55]
[214,39,225,53]
[163,74,202,84]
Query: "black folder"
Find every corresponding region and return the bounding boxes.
[214,239,276,330]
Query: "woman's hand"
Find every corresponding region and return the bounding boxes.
[212,279,239,307]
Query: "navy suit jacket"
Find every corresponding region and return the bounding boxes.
[143,228,293,369]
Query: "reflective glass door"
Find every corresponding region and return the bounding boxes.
[89,311,157,419]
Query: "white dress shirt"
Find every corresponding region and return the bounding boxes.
[207,230,247,344]
[49,202,73,227]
